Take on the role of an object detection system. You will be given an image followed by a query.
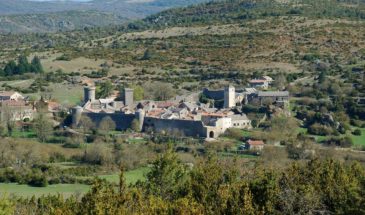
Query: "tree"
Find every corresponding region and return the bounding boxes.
[145,83,176,101]
[274,73,287,90]
[3,60,17,76]
[99,116,116,134]
[265,117,299,143]
[79,115,95,134]
[0,194,14,215]
[131,119,141,132]
[141,49,153,60]
[17,55,30,75]
[132,85,144,101]
[33,113,53,142]
[318,70,327,83]
[97,81,114,99]
[31,56,44,74]
[145,147,188,200]
[0,105,15,136]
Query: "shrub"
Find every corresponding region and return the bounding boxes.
[352,129,362,136]
[224,128,243,140]
[28,175,48,187]
[308,123,334,136]
[324,136,353,148]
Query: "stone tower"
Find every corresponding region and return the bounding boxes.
[84,86,96,104]
[71,106,83,128]
[135,108,145,132]
[123,88,134,106]
[224,85,235,108]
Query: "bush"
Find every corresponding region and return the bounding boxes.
[352,129,362,136]
[28,175,48,187]
[324,136,353,148]
[308,123,334,136]
[224,128,243,140]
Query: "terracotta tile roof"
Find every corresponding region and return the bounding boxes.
[249,79,267,84]
[0,91,16,97]
[247,140,265,145]
[201,112,227,117]
[156,101,177,109]
[1,100,28,107]
[146,109,165,117]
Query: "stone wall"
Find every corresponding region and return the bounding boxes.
[202,88,224,100]
[83,112,135,130]
[143,117,207,138]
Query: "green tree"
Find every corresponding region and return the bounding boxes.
[132,85,144,101]
[0,195,14,215]
[145,147,188,200]
[79,115,95,134]
[97,81,114,99]
[131,119,141,132]
[141,49,153,60]
[33,113,53,142]
[31,56,44,74]
[99,116,116,134]
[3,60,17,76]
[17,55,30,74]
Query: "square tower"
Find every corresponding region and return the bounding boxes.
[224,85,235,108]
[123,88,134,106]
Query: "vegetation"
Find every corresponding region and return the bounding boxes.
[1,149,365,214]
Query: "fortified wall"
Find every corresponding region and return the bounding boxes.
[143,117,207,137]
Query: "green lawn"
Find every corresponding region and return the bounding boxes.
[351,127,365,146]
[11,129,37,139]
[98,167,150,184]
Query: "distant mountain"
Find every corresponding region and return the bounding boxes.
[0,0,208,33]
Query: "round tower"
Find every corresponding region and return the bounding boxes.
[71,106,83,128]
[84,86,96,103]
[135,108,145,132]
[224,85,235,108]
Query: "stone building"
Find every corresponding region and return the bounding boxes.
[0,91,34,121]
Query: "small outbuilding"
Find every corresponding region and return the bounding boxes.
[245,139,265,151]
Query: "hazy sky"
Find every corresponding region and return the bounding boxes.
[27,0,93,2]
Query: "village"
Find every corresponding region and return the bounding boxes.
[0,75,289,151]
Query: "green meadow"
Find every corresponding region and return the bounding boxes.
[0,167,149,198]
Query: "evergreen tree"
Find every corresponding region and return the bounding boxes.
[3,60,17,76]
[31,56,44,74]
[17,55,30,74]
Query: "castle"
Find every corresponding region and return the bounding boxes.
[71,85,252,139]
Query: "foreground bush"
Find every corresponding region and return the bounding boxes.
[10,149,365,215]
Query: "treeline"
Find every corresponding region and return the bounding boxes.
[4,150,365,214]
[0,55,44,77]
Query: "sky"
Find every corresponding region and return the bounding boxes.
[27,0,93,2]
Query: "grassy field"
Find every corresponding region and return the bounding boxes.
[98,167,150,184]
[0,167,149,198]
[0,183,89,198]
[352,127,365,146]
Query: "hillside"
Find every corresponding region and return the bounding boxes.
[0,0,208,33]
[0,11,128,34]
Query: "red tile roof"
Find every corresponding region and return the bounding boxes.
[249,79,267,84]
[247,140,265,145]
[0,91,16,97]
[1,100,28,107]
[156,101,177,108]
